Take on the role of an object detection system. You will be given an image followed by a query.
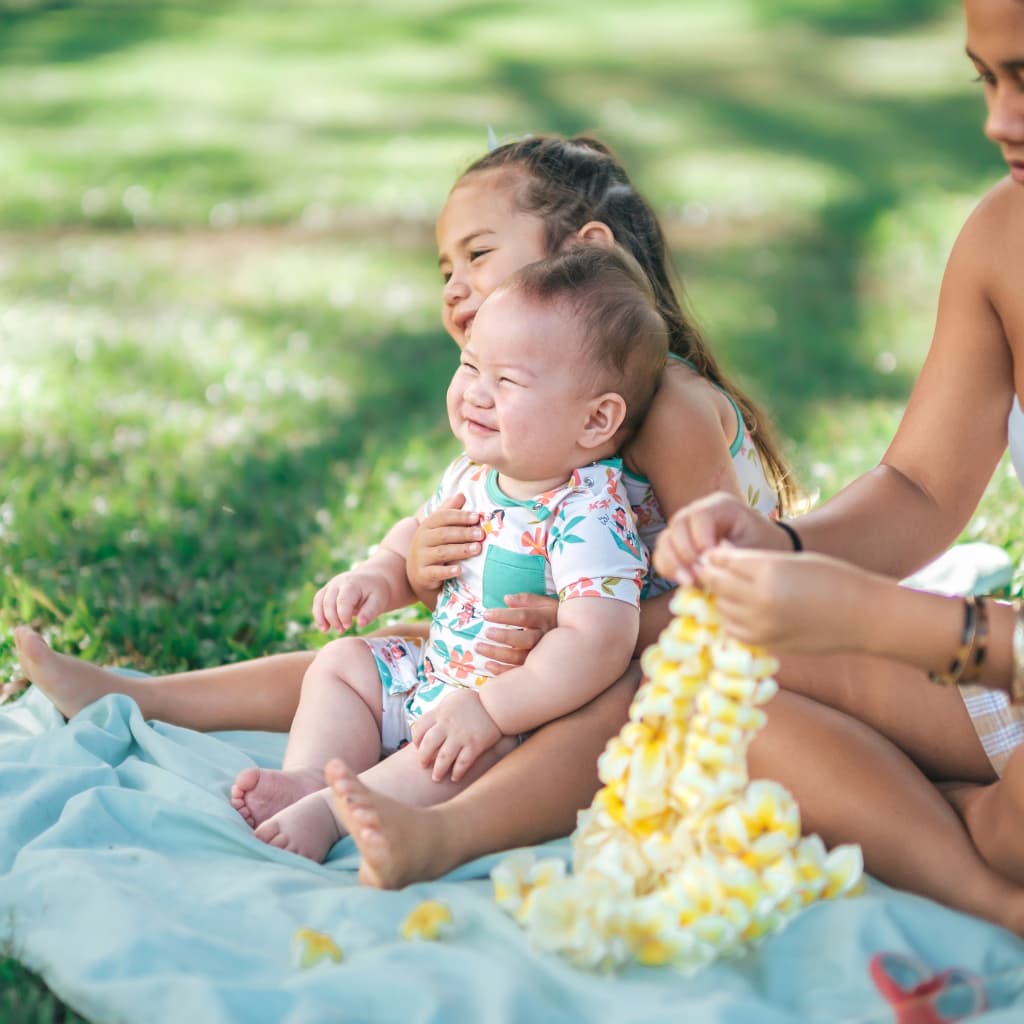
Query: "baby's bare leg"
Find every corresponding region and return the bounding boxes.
[231,638,383,828]
[255,736,518,862]
[14,626,310,731]
[330,666,640,888]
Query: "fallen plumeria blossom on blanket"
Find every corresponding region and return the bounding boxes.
[292,928,344,968]
[492,586,863,973]
[400,899,455,941]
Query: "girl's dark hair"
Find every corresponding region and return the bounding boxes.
[461,134,794,510]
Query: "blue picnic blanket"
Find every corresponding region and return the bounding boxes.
[2,686,1024,1024]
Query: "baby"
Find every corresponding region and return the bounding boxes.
[135,245,667,862]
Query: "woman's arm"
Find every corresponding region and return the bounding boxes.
[700,546,1018,697]
[656,186,1016,581]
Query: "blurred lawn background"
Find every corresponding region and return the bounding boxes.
[0,0,1019,1017]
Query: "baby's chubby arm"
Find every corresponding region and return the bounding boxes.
[477,596,639,737]
[313,516,419,632]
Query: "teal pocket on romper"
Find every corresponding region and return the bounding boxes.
[481,546,547,608]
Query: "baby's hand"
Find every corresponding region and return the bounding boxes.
[700,547,872,653]
[479,594,559,674]
[408,494,483,600]
[411,689,502,783]
[312,565,394,633]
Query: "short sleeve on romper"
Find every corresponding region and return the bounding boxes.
[548,463,647,607]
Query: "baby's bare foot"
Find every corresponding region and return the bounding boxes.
[13,626,115,717]
[230,766,322,828]
[253,788,343,862]
[326,758,453,889]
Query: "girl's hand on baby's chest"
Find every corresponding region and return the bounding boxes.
[478,594,559,672]
[409,495,485,593]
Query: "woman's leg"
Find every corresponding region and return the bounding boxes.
[943,745,1024,886]
[778,652,1024,892]
[327,663,641,888]
[776,651,995,782]
[751,687,1024,934]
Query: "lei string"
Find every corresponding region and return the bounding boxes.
[492,586,863,973]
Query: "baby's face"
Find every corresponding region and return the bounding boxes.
[435,169,550,348]
[445,288,596,491]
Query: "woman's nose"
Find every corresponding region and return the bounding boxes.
[985,86,1024,146]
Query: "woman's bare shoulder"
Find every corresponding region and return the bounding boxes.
[958,177,1024,250]
[951,179,1024,311]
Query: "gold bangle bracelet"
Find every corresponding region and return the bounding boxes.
[1011,600,1024,704]
[960,596,990,684]
[929,595,977,688]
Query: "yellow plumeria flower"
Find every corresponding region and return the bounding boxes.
[291,928,343,968]
[400,900,454,941]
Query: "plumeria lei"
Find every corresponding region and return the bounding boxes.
[492,586,863,973]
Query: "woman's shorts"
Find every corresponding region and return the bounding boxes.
[960,684,1024,776]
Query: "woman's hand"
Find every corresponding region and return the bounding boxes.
[653,491,790,585]
[479,594,559,674]
[407,494,483,606]
[700,547,875,653]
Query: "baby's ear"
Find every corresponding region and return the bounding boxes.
[572,220,615,249]
[579,392,626,450]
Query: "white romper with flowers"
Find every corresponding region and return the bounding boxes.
[373,454,647,729]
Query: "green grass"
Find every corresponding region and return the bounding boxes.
[1,0,1018,1017]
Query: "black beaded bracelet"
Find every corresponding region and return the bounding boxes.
[775,520,803,552]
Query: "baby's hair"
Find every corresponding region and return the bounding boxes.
[460,134,794,510]
[504,245,668,441]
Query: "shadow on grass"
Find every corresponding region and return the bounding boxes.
[4,320,455,669]
[752,0,952,34]
[0,0,235,63]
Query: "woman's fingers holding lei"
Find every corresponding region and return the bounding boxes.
[654,491,776,584]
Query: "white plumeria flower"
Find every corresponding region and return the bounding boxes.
[491,851,566,916]
[822,844,866,899]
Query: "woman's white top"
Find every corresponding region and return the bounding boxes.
[1009,396,1024,485]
